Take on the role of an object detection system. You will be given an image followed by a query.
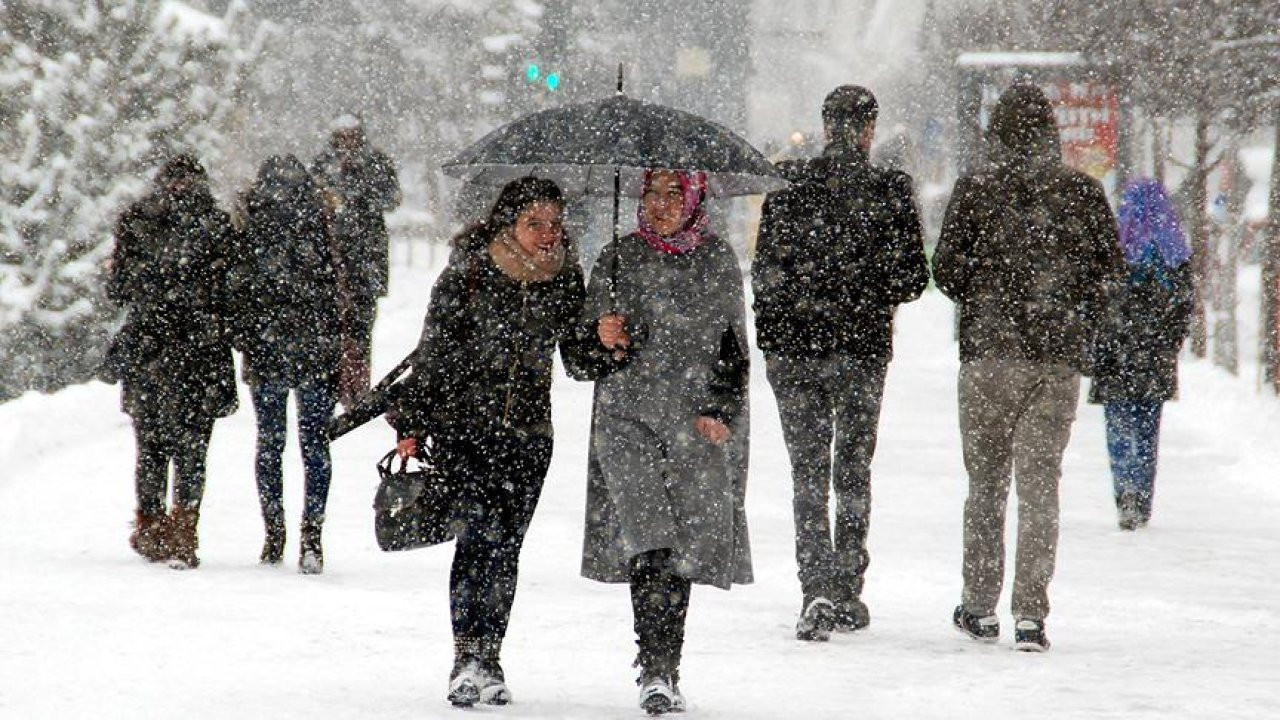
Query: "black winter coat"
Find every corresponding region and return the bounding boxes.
[310,146,400,300]
[1089,261,1193,403]
[232,172,343,387]
[752,142,928,361]
[106,186,238,424]
[932,151,1125,372]
[389,233,591,442]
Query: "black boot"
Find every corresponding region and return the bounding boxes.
[298,518,323,574]
[477,636,511,705]
[260,511,285,566]
[448,637,482,707]
[631,551,689,715]
[1117,492,1141,531]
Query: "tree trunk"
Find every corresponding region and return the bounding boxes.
[1263,117,1280,393]
[1189,115,1211,358]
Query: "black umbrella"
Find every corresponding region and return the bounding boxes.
[441,73,786,198]
[443,68,785,310]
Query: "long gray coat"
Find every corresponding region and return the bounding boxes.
[580,232,752,590]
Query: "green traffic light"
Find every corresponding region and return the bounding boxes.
[546,72,560,91]
[525,64,540,83]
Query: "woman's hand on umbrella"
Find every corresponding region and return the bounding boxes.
[695,416,730,445]
[597,314,631,354]
[396,437,418,460]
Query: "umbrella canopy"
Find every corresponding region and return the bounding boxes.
[442,94,786,197]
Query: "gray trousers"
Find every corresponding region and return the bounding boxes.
[958,357,1079,621]
[765,353,887,602]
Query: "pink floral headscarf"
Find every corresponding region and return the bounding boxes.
[636,170,711,255]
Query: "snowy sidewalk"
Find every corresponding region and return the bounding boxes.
[2,260,1278,719]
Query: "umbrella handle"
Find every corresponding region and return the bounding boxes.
[609,165,620,313]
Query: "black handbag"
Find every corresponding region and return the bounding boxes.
[373,444,459,551]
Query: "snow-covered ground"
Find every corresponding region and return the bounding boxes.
[3,254,1278,719]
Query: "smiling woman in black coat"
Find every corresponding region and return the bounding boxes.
[388,177,596,708]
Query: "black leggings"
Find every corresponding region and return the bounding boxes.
[448,431,552,645]
[630,549,692,676]
[132,415,214,516]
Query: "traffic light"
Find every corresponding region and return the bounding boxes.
[523,62,560,92]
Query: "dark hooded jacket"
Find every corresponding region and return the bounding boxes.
[310,137,400,300]
[388,228,592,442]
[752,141,928,361]
[106,169,237,424]
[1088,260,1193,403]
[232,155,344,387]
[932,86,1125,372]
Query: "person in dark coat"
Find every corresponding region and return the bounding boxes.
[388,177,591,708]
[231,155,344,572]
[583,169,751,716]
[310,114,401,406]
[932,84,1125,652]
[1089,178,1194,530]
[752,85,928,640]
[105,154,238,570]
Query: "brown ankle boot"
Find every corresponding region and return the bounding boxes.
[168,506,201,570]
[130,509,170,562]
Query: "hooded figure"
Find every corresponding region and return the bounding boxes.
[106,153,237,570]
[232,154,344,572]
[310,115,401,405]
[932,84,1124,652]
[578,168,751,715]
[1089,178,1194,530]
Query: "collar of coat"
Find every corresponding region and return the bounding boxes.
[488,230,565,284]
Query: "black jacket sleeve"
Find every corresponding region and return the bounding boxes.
[700,326,748,424]
[388,251,475,439]
[931,177,982,302]
[869,173,929,306]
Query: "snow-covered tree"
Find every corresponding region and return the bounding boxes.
[0,0,268,399]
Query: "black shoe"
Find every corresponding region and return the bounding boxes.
[448,655,482,707]
[1117,492,1141,531]
[834,596,870,632]
[952,605,999,643]
[1013,618,1050,652]
[795,596,836,642]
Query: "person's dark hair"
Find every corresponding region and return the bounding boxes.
[822,85,878,138]
[155,153,207,186]
[989,83,1057,153]
[486,176,564,230]
[454,176,566,248]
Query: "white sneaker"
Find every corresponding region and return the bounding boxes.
[639,674,676,715]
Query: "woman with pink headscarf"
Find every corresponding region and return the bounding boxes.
[574,169,752,715]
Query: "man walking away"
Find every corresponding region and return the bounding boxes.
[310,114,401,406]
[932,83,1124,652]
[753,85,928,642]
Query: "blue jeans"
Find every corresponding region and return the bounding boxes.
[251,377,337,523]
[1104,401,1163,506]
